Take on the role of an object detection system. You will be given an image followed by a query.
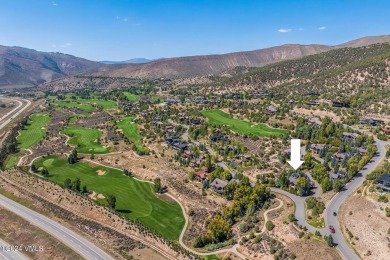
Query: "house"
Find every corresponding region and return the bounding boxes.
[306,100,319,106]
[332,101,350,108]
[210,178,229,194]
[343,132,359,141]
[308,117,322,127]
[283,149,291,157]
[265,107,278,115]
[194,166,209,182]
[190,118,202,125]
[172,141,188,150]
[333,152,346,162]
[310,144,325,154]
[360,118,384,126]
[338,171,347,178]
[165,136,180,144]
[328,172,339,180]
[358,147,367,156]
[375,174,390,192]
[383,126,390,135]
[288,173,299,188]
[304,91,320,96]
[182,150,193,159]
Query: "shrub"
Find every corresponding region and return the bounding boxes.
[266,220,275,231]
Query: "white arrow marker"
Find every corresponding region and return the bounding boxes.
[287,139,304,170]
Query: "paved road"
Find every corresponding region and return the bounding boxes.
[0,194,114,260]
[0,239,28,260]
[324,138,389,260]
[273,138,389,260]
[0,97,31,131]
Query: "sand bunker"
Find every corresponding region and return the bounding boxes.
[97,194,105,199]
[96,169,106,175]
[88,191,97,200]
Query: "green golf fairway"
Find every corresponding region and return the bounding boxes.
[202,109,287,137]
[34,156,185,240]
[61,127,111,154]
[17,112,50,149]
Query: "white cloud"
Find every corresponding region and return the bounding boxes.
[318,26,326,30]
[278,28,292,33]
[51,1,57,6]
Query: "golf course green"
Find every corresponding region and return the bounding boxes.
[202,109,287,137]
[17,112,50,149]
[61,127,111,154]
[34,156,185,240]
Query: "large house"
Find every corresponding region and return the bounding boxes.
[375,174,390,192]
[333,152,346,162]
[310,144,326,154]
[265,107,278,115]
[194,166,209,182]
[343,132,359,141]
[210,178,229,194]
[288,173,300,188]
[332,101,350,108]
[308,117,322,127]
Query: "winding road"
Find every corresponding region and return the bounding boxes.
[272,138,389,260]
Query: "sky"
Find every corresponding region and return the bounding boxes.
[0,0,389,61]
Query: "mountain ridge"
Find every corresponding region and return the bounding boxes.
[1,35,389,87]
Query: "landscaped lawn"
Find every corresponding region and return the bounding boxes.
[116,117,147,153]
[124,92,140,101]
[202,109,287,137]
[34,156,185,240]
[61,127,111,154]
[52,101,96,112]
[17,112,50,149]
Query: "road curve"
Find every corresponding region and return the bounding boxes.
[0,97,31,131]
[0,194,114,260]
[272,138,389,260]
[0,239,28,260]
[324,138,389,260]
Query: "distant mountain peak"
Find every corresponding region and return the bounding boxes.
[99,58,152,64]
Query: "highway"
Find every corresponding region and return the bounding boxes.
[0,97,31,131]
[0,239,28,260]
[0,195,114,260]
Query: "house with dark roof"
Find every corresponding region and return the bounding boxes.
[210,178,229,194]
[310,144,326,154]
[288,173,299,188]
[338,171,347,178]
[265,107,278,115]
[375,174,390,192]
[333,152,346,162]
[343,132,359,140]
[332,101,350,108]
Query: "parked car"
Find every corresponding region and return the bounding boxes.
[329,226,335,233]
[333,212,337,216]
